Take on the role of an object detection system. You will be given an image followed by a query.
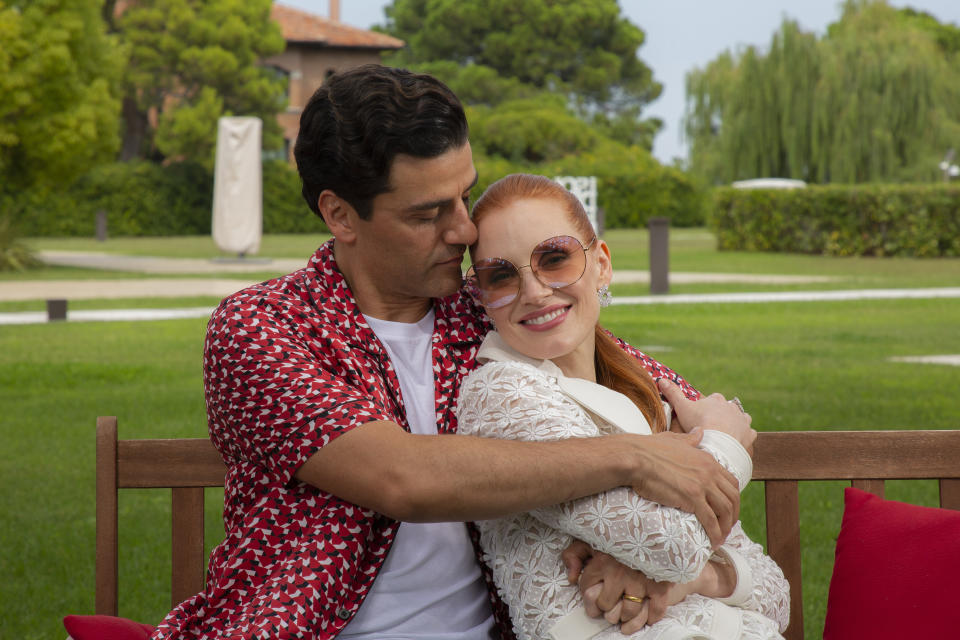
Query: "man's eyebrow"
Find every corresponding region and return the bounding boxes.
[466,171,479,193]
[404,171,479,212]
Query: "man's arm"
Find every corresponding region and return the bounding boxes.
[294,420,739,545]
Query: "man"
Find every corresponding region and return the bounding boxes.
[152,65,741,639]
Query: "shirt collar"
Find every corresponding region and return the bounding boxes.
[307,239,490,354]
[476,331,653,435]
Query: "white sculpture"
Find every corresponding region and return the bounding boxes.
[554,175,599,233]
[212,117,263,256]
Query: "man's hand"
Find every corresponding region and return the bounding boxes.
[562,542,696,633]
[627,429,739,546]
[658,378,757,455]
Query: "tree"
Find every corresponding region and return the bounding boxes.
[684,0,960,185]
[0,0,124,193]
[685,21,820,183]
[107,0,287,166]
[381,0,662,145]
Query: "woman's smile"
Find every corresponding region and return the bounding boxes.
[519,304,570,330]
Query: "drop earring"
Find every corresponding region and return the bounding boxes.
[597,284,612,308]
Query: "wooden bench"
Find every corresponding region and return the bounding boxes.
[95,416,960,640]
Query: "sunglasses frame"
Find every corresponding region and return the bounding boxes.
[465,234,598,309]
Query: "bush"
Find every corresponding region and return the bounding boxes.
[472,143,705,229]
[9,150,700,237]
[262,160,327,234]
[711,184,960,256]
[6,160,324,237]
[0,212,41,271]
[9,161,212,237]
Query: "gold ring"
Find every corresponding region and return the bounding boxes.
[621,594,647,604]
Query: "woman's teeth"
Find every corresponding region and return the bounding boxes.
[523,308,566,325]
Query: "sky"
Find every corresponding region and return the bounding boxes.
[279,0,960,164]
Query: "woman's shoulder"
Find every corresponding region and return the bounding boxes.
[464,358,557,388]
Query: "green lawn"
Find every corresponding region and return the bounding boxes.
[20,228,960,290]
[4,231,959,639]
[25,233,333,259]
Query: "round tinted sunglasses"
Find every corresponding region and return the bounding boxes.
[464,235,597,309]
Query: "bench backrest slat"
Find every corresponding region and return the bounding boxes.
[95,418,960,640]
[764,479,803,638]
[171,487,206,609]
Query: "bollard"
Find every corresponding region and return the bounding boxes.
[47,299,68,322]
[649,217,670,295]
[96,210,108,242]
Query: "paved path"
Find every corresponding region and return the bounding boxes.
[4,287,960,325]
[612,287,960,305]
[0,278,258,302]
[38,250,306,274]
[0,272,840,302]
[2,250,955,326]
[4,251,839,302]
[36,251,839,284]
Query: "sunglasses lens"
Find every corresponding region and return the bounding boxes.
[532,236,585,287]
[467,236,589,309]
[471,258,520,308]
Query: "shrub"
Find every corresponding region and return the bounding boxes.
[472,143,705,229]
[7,160,325,237]
[0,212,41,271]
[10,161,212,237]
[711,184,960,256]
[262,160,327,234]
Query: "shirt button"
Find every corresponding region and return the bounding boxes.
[337,608,351,620]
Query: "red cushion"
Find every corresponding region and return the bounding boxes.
[63,615,155,640]
[822,487,960,639]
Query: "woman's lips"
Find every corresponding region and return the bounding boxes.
[519,305,570,330]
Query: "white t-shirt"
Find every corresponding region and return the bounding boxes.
[340,310,495,639]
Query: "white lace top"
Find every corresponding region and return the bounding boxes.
[456,333,790,640]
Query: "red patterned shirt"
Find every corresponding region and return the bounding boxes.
[151,240,697,640]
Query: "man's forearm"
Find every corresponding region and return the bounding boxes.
[295,420,637,522]
[294,421,738,544]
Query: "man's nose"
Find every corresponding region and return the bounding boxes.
[443,199,477,246]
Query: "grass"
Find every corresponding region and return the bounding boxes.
[604,298,960,637]
[0,296,225,313]
[17,228,960,290]
[4,231,960,639]
[0,266,293,282]
[25,233,333,259]
[3,301,959,639]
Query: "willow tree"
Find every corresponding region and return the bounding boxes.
[685,21,820,183]
[684,0,960,185]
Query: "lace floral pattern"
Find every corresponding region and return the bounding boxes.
[458,360,789,640]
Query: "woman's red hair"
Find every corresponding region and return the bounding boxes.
[471,174,666,433]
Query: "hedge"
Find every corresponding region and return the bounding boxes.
[711,184,960,257]
[474,148,706,229]
[7,152,705,237]
[5,160,325,237]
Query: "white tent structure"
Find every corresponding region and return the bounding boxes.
[212,117,262,256]
[731,178,806,190]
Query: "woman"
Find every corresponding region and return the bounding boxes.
[456,174,790,640]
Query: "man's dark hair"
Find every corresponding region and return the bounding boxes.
[294,64,469,220]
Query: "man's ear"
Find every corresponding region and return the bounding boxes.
[318,190,358,243]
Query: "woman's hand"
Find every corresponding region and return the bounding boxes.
[563,540,698,632]
[563,541,739,634]
[658,379,756,455]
